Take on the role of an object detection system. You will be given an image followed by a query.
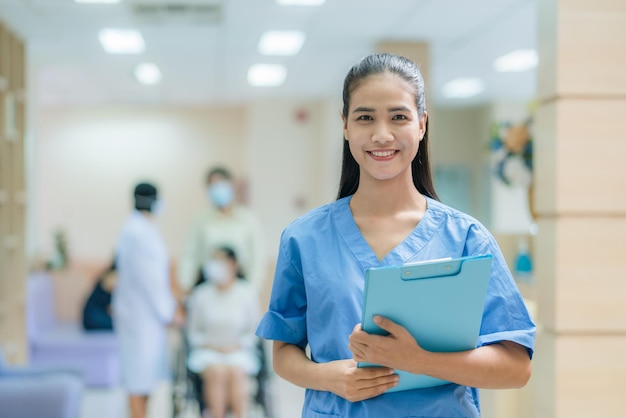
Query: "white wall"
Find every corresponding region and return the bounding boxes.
[429,106,492,223]
[246,99,343,258]
[31,100,529,266]
[34,105,246,262]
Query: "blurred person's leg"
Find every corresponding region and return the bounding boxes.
[228,366,249,418]
[203,365,228,418]
[129,394,149,418]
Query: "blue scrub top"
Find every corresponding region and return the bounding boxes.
[256,196,535,418]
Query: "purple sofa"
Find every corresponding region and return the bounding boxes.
[0,346,83,418]
[26,272,121,387]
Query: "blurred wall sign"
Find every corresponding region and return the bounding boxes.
[295,107,309,124]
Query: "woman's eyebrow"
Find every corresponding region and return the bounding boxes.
[388,106,412,112]
[353,106,375,113]
[352,105,412,113]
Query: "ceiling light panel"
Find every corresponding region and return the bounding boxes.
[75,0,122,4]
[98,29,145,54]
[442,78,484,99]
[277,0,326,5]
[247,64,287,87]
[258,31,305,56]
[134,63,162,85]
[494,49,538,72]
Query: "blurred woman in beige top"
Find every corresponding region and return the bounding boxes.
[186,246,260,418]
[178,166,266,294]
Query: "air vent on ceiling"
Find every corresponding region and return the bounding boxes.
[131,2,223,26]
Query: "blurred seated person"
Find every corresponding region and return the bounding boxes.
[186,246,260,418]
[82,259,116,331]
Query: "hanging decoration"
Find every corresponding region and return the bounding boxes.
[489,117,533,187]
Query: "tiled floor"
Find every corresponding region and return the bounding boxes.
[81,374,304,418]
[79,329,304,418]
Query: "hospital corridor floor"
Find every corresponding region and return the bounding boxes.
[80,373,304,418]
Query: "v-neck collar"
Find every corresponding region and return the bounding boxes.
[332,195,445,271]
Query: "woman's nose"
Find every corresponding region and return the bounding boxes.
[371,122,393,143]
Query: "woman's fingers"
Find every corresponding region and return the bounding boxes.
[347,367,399,402]
[332,359,398,402]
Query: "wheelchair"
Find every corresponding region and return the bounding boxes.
[171,327,274,418]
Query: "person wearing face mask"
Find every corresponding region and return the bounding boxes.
[112,182,185,418]
[178,166,267,294]
[186,246,261,418]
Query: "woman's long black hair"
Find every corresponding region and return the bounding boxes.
[337,53,439,201]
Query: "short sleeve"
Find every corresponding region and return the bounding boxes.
[255,231,308,349]
[475,235,536,358]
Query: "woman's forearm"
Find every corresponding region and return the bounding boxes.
[413,341,531,389]
[273,341,334,392]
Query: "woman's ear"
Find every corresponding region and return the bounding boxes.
[420,111,428,140]
[342,113,349,141]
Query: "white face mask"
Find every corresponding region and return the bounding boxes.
[203,259,231,285]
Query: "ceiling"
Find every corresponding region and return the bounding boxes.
[0,0,537,108]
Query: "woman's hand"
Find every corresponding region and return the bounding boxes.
[348,316,426,374]
[325,359,398,402]
[169,305,186,328]
[272,340,398,402]
[349,317,532,389]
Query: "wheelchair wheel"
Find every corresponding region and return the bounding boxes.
[253,339,276,418]
[172,335,201,418]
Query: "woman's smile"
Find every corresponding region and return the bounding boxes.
[368,149,399,160]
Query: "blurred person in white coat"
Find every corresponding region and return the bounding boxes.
[178,166,266,294]
[112,182,183,418]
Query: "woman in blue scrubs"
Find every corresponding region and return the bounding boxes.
[256,53,535,417]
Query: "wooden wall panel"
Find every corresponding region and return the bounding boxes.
[0,20,27,364]
[537,217,626,333]
[534,332,626,418]
[558,0,626,96]
[556,99,626,213]
[538,0,626,99]
[534,99,626,215]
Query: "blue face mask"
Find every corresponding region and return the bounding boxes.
[151,199,165,216]
[208,181,234,208]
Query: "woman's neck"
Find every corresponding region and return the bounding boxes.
[351,174,425,216]
[216,279,236,292]
[215,205,233,216]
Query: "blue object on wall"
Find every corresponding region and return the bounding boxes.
[514,238,533,282]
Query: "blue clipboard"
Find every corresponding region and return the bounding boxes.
[358,254,493,392]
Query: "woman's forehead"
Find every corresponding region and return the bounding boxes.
[212,250,229,259]
[349,73,416,109]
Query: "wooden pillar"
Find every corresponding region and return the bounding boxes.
[0,20,27,364]
[533,1,626,416]
[377,41,430,88]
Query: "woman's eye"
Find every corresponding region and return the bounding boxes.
[356,115,373,121]
[392,114,408,120]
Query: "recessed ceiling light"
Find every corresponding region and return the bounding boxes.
[258,31,305,56]
[98,29,145,54]
[494,49,538,72]
[277,0,326,5]
[75,0,122,3]
[442,78,484,99]
[247,64,287,87]
[134,63,162,85]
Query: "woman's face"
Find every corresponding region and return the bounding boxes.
[343,72,426,184]
[205,250,238,285]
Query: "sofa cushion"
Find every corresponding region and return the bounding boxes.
[26,273,121,387]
